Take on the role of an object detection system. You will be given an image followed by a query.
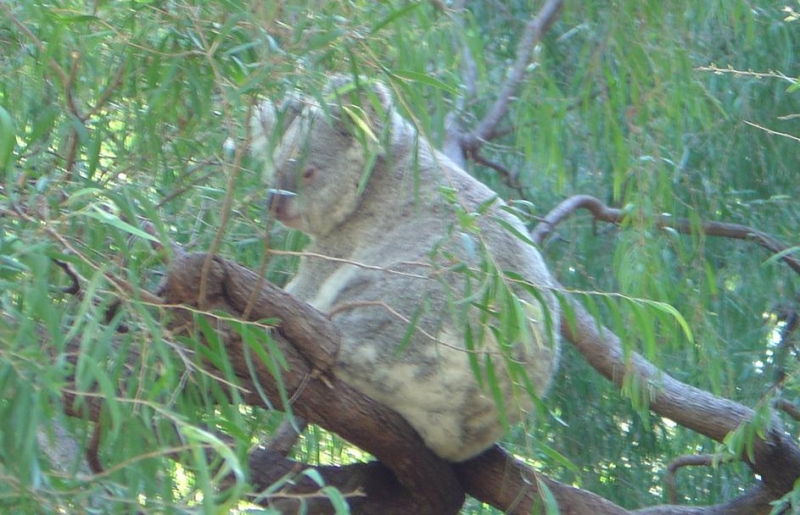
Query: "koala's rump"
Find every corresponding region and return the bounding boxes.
[309,249,547,461]
[289,209,559,462]
[323,266,510,462]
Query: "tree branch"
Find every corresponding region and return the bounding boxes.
[442,0,564,166]
[664,454,730,504]
[466,0,563,146]
[563,285,800,495]
[532,194,800,277]
[157,250,465,515]
[532,194,800,498]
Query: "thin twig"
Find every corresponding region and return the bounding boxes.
[268,249,431,279]
[54,259,81,295]
[745,120,800,144]
[664,454,730,504]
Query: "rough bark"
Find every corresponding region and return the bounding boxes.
[158,249,465,515]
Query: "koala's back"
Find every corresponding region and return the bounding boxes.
[286,156,560,462]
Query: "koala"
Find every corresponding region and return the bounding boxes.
[250,76,560,462]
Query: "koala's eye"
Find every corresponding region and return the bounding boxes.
[302,166,316,184]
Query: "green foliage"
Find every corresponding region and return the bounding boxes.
[1,0,798,512]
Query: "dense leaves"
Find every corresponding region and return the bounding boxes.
[0,0,798,513]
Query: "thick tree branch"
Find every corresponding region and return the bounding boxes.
[157,250,465,515]
[456,446,629,515]
[562,287,800,496]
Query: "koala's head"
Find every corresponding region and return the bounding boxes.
[251,76,395,239]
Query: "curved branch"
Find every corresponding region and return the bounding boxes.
[532,194,800,498]
[564,293,800,494]
[664,454,729,504]
[532,194,800,277]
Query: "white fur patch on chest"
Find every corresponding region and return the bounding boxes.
[308,264,359,314]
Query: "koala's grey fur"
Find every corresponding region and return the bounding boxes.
[251,76,560,462]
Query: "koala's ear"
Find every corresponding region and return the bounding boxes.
[250,93,305,162]
[323,75,394,140]
[250,100,277,162]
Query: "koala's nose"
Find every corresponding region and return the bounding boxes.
[267,188,297,220]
